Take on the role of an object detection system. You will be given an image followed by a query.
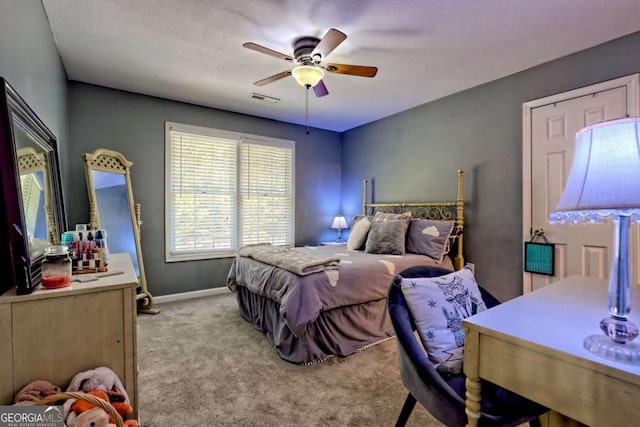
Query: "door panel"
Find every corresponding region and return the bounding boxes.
[530,87,629,291]
[583,245,607,277]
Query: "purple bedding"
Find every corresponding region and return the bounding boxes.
[227,245,453,362]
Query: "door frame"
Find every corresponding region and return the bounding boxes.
[522,74,640,294]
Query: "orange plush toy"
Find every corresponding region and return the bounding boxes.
[69,390,138,427]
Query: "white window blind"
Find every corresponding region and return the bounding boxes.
[165,123,294,261]
[240,139,294,246]
[20,173,43,238]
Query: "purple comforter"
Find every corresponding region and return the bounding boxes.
[227,245,452,337]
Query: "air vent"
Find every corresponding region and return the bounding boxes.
[250,93,279,104]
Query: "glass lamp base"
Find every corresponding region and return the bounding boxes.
[583,334,640,365]
[600,316,639,344]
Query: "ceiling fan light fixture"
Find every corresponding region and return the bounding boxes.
[291,65,324,88]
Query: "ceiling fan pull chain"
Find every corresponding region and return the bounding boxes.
[305,85,310,135]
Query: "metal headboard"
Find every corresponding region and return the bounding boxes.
[362,169,465,270]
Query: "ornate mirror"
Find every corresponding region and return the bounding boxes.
[0,78,66,295]
[83,148,158,314]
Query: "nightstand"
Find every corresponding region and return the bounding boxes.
[320,241,346,246]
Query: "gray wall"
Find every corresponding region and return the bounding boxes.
[0,1,68,191]
[67,82,342,296]
[5,1,637,301]
[342,31,640,302]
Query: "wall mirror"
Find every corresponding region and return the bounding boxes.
[83,148,158,314]
[0,78,66,295]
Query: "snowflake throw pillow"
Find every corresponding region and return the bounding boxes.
[397,266,487,374]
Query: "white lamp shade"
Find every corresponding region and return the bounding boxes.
[551,117,640,222]
[291,65,325,88]
[331,215,348,230]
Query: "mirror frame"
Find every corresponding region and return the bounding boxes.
[83,148,158,313]
[0,78,66,295]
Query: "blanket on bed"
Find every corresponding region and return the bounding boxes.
[237,243,340,276]
[228,246,454,337]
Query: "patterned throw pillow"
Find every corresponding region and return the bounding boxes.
[396,266,487,374]
[364,219,409,255]
[405,219,454,262]
[347,216,371,250]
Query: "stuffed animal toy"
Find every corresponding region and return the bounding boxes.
[13,380,61,406]
[67,390,137,427]
[70,405,139,427]
[66,367,130,403]
[71,390,132,418]
[70,407,110,427]
[64,367,132,425]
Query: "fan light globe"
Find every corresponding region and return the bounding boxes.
[291,65,324,88]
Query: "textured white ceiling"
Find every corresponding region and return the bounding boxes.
[42,0,640,132]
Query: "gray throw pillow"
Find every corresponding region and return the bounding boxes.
[372,211,412,223]
[365,219,409,255]
[406,219,454,262]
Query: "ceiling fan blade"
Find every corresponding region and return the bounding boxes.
[312,28,347,59]
[253,70,292,86]
[243,42,294,62]
[325,63,378,78]
[313,80,329,97]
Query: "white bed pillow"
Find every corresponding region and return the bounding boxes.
[347,216,371,250]
[397,266,487,374]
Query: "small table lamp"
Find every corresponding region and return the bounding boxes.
[550,117,640,365]
[331,215,348,243]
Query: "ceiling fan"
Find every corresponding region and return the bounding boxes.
[243,28,377,97]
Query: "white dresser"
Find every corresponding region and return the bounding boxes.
[0,253,138,416]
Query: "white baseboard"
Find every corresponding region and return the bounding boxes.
[153,287,231,304]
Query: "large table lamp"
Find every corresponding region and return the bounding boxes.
[550,117,640,364]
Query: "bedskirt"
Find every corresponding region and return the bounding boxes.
[236,285,394,364]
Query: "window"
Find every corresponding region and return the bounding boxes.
[165,122,295,261]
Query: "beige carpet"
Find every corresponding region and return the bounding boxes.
[136,292,445,427]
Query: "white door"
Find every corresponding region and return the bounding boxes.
[523,75,640,293]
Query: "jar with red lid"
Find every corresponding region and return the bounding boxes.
[41,245,72,289]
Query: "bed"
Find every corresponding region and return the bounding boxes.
[227,170,465,364]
